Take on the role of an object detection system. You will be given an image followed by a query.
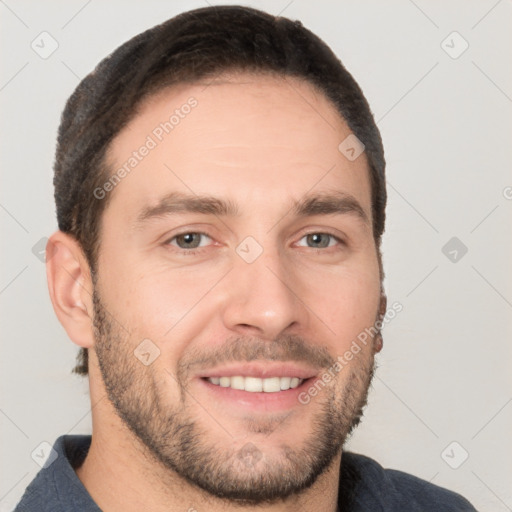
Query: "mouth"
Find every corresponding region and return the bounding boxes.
[205,376,304,392]
[195,362,319,412]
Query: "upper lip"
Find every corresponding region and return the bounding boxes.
[196,362,319,380]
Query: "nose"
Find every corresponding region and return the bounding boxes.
[220,246,307,340]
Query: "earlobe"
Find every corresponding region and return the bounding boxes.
[46,231,95,349]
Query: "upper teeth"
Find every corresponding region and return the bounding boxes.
[207,376,303,393]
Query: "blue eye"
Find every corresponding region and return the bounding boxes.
[167,232,212,251]
[164,231,344,256]
[297,233,343,249]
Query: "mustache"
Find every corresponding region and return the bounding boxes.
[177,334,337,380]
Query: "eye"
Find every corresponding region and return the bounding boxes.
[296,233,343,249]
[166,232,213,251]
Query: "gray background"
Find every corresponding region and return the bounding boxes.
[1,1,511,510]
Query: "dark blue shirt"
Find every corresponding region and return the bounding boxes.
[14,435,478,511]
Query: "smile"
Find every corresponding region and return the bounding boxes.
[206,376,304,392]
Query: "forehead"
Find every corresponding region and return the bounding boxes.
[103,72,372,223]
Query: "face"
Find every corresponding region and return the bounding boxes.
[91,73,382,503]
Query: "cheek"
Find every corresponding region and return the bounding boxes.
[301,261,381,351]
[103,264,223,345]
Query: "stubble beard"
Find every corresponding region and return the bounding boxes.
[92,287,376,505]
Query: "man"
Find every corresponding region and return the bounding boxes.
[15,5,477,511]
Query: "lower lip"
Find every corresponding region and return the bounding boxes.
[197,377,317,412]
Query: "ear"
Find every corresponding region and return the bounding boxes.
[46,231,95,349]
[374,292,387,353]
[378,292,387,320]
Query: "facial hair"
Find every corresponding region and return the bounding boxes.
[92,286,377,505]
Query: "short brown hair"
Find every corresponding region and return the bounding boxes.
[54,5,386,376]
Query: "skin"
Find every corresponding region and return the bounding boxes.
[47,72,384,512]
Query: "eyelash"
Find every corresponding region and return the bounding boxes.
[164,231,345,255]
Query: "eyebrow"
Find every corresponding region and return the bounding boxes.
[134,190,369,227]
